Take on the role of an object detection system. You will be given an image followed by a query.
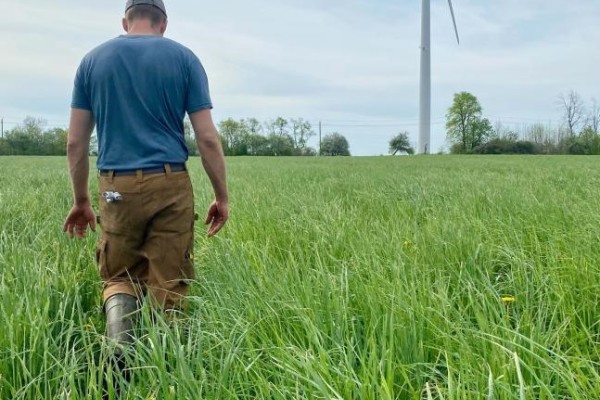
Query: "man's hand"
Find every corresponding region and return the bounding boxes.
[64,201,97,239]
[189,110,229,237]
[205,200,228,237]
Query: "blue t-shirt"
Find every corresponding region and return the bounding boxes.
[71,35,212,170]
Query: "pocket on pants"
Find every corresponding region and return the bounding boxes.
[97,177,140,234]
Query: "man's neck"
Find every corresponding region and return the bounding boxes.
[127,21,162,36]
[127,30,160,36]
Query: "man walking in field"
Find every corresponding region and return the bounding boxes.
[63,0,228,357]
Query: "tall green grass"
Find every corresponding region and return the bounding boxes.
[0,156,598,399]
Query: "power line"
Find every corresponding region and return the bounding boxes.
[320,122,438,128]
[487,115,561,124]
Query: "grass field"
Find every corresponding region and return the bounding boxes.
[0,155,599,399]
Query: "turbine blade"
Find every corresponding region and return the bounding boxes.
[448,0,460,44]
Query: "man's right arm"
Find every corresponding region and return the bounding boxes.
[189,109,229,236]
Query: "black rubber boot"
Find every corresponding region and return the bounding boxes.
[105,294,139,347]
[103,294,139,399]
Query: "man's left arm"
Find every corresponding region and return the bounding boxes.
[64,108,96,238]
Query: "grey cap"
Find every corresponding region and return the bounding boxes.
[125,0,167,17]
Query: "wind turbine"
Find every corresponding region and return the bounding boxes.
[418,0,460,154]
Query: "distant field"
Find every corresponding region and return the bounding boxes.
[0,155,599,399]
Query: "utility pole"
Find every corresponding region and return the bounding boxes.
[319,121,322,156]
[1,118,3,139]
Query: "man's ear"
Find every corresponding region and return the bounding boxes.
[159,19,168,35]
[122,17,129,33]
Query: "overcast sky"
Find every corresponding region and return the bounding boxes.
[1,0,599,155]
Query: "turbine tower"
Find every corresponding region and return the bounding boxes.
[418,0,460,154]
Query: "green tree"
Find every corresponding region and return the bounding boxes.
[245,118,262,135]
[246,134,271,156]
[300,147,317,156]
[219,118,248,156]
[43,128,67,156]
[0,137,12,155]
[21,116,46,136]
[321,133,350,156]
[290,118,315,154]
[473,139,538,155]
[267,134,294,156]
[389,132,414,155]
[446,92,493,153]
[562,126,600,155]
[268,117,289,137]
[579,127,600,154]
[0,117,71,156]
[3,116,47,155]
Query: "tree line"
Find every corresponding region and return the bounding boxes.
[6,91,597,157]
[445,90,600,155]
[0,117,68,156]
[0,116,351,157]
[185,117,350,157]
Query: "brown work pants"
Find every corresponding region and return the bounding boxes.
[97,167,195,310]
